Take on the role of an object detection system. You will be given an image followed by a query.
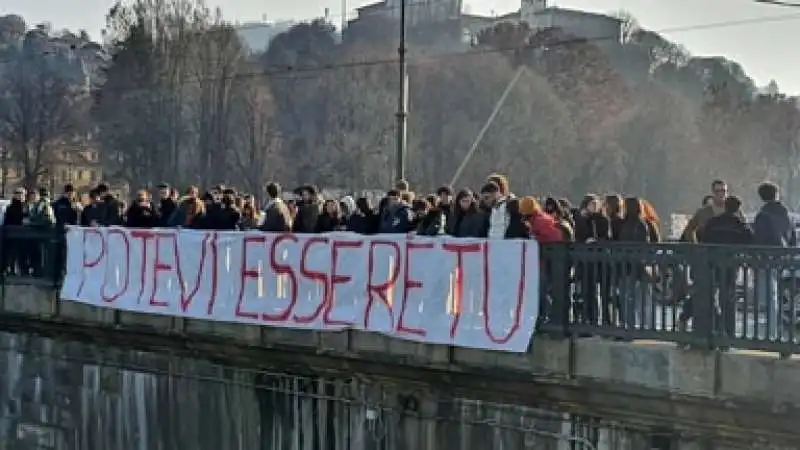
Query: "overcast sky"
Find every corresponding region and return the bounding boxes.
[4,0,799,92]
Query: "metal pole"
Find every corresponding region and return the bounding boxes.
[395,0,408,182]
[1,147,6,198]
[449,66,526,187]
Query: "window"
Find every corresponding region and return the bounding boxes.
[61,170,68,181]
[90,170,98,182]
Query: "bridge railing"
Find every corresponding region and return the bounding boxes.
[541,242,800,355]
[4,227,800,355]
[0,226,64,288]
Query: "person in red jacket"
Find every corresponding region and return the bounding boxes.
[519,196,563,244]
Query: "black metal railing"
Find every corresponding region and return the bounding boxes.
[0,225,64,287]
[5,227,800,355]
[540,242,800,356]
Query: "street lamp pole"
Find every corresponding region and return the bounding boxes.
[395,0,408,182]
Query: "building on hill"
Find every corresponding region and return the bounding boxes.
[345,0,621,49]
[235,21,297,52]
[343,0,463,52]
[351,0,462,27]
[462,0,621,46]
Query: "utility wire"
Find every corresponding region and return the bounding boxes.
[2,11,799,95]
[754,0,800,6]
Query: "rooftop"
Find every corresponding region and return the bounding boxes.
[463,6,620,23]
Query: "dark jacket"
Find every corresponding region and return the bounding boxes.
[81,202,104,226]
[503,200,530,239]
[753,201,794,247]
[53,196,80,228]
[4,200,24,227]
[261,199,292,233]
[203,202,227,230]
[378,203,414,234]
[609,216,625,241]
[702,213,753,245]
[504,218,530,239]
[125,203,158,228]
[217,204,241,230]
[293,200,321,233]
[166,197,189,227]
[186,212,209,230]
[347,211,378,234]
[618,217,650,242]
[416,209,447,236]
[575,213,610,242]
[449,210,486,238]
[98,194,122,226]
[315,213,345,233]
[158,198,178,228]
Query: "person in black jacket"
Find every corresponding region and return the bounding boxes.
[95,183,121,226]
[347,197,378,235]
[415,197,446,236]
[315,200,345,233]
[448,189,485,238]
[80,189,103,227]
[217,189,241,230]
[618,197,650,243]
[293,185,321,234]
[125,190,159,228]
[574,195,610,243]
[616,197,652,328]
[752,183,792,340]
[436,186,454,231]
[702,196,753,245]
[503,198,530,239]
[52,184,80,228]
[378,190,414,234]
[700,195,752,337]
[156,183,177,228]
[4,188,25,275]
[573,195,612,326]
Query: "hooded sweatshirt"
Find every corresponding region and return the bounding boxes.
[753,201,794,247]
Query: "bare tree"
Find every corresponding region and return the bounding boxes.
[96,0,207,188]
[189,13,245,184]
[229,77,281,194]
[0,32,88,188]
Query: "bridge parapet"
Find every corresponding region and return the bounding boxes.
[2,283,800,446]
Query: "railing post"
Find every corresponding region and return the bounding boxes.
[0,225,5,303]
[546,242,571,337]
[689,246,716,350]
[52,227,64,287]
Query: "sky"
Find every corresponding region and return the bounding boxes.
[4,0,800,92]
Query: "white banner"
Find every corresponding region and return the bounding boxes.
[60,227,540,352]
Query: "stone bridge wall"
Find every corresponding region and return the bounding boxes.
[0,285,798,448]
[0,330,661,450]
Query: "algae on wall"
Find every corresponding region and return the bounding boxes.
[0,331,663,450]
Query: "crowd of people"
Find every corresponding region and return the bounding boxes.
[4,174,792,248]
[3,173,798,340]
[0,175,671,244]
